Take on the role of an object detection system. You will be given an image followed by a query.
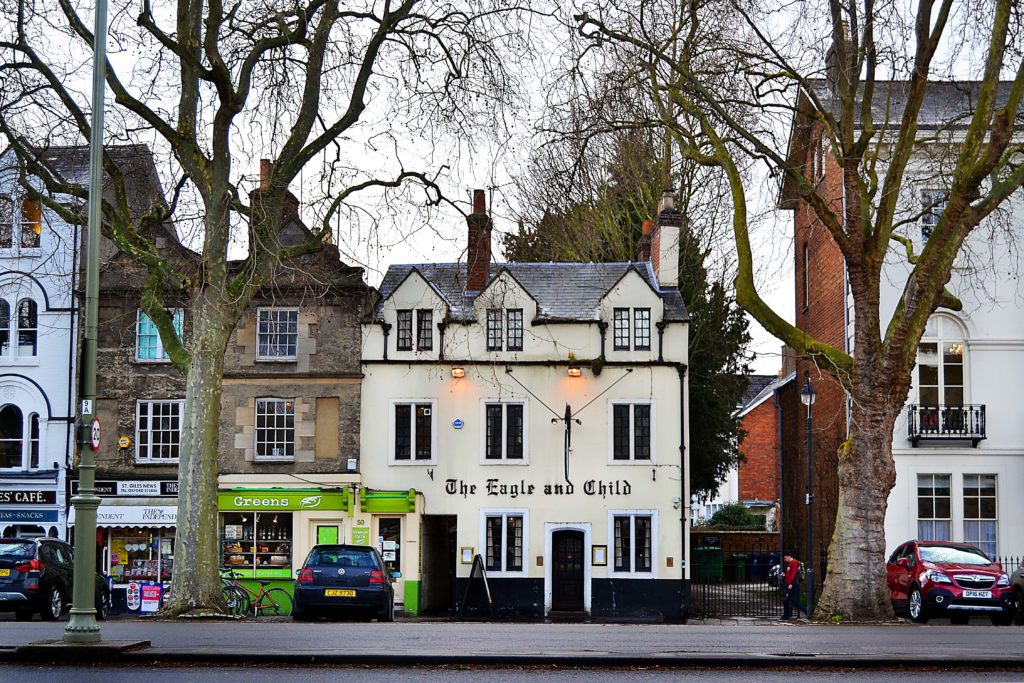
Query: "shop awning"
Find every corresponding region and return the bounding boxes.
[68,503,177,528]
[218,488,349,511]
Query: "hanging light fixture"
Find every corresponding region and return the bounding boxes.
[451,367,466,379]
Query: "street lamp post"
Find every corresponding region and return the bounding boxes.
[63,0,108,644]
[799,378,816,619]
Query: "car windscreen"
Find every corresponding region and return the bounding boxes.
[919,544,991,565]
[306,548,378,569]
[0,541,36,559]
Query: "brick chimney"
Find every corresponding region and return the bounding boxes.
[637,220,654,261]
[650,191,681,288]
[260,159,273,188]
[466,189,491,293]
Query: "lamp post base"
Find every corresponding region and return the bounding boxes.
[63,608,101,643]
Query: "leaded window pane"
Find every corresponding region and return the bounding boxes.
[486,309,502,351]
[613,515,630,571]
[634,309,651,350]
[416,309,433,351]
[396,310,413,350]
[613,309,630,350]
[485,404,503,460]
[633,404,651,460]
[414,404,432,460]
[634,516,652,572]
[612,405,630,460]
[506,404,524,460]
[507,309,523,351]
[505,515,523,571]
[394,404,411,460]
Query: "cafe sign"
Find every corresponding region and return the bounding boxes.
[218,489,349,511]
[0,490,57,505]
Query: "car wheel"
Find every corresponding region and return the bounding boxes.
[14,609,33,622]
[378,600,395,623]
[95,591,109,621]
[991,612,1013,626]
[950,614,970,625]
[39,586,63,621]
[908,587,928,623]
[1014,590,1024,626]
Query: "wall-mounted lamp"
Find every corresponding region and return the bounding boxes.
[451,367,466,379]
[567,365,582,378]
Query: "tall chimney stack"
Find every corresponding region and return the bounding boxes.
[466,189,492,293]
[650,191,681,288]
[260,159,273,189]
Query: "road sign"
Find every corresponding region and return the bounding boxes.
[90,418,101,452]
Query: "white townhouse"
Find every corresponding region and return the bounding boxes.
[782,79,1024,561]
[0,147,86,538]
[359,191,691,619]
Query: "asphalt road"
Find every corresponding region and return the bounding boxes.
[0,619,1022,660]
[0,665,1021,682]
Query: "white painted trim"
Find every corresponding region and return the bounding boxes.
[543,522,592,614]
[478,398,529,465]
[606,399,657,464]
[134,398,185,464]
[478,508,529,578]
[606,509,659,579]
[388,398,438,466]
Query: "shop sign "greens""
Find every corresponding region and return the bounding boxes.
[218,490,348,511]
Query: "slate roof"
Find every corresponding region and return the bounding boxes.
[803,79,1021,129]
[737,372,796,418]
[375,261,688,323]
[740,374,776,408]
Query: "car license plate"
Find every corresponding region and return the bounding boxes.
[963,590,991,599]
[325,589,355,597]
[0,569,8,577]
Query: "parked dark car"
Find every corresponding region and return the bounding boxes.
[1008,565,1024,625]
[293,544,397,621]
[887,540,1013,625]
[0,538,109,621]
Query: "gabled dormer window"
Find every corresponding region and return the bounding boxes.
[486,308,523,352]
[396,310,413,351]
[416,309,433,351]
[612,307,651,351]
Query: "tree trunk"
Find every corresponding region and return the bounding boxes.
[814,386,900,621]
[163,300,231,617]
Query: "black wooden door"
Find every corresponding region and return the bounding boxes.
[552,530,584,611]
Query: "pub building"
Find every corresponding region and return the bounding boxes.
[358,192,691,619]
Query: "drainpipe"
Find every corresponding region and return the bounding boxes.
[774,383,784,554]
[677,363,689,623]
[380,322,391,361]
[597,321,607,358]
[656,322,667,363]
[437,321,447,361]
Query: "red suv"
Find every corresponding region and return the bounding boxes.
[887,540,1014,625]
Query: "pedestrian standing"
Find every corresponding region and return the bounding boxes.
[779,552,808,621]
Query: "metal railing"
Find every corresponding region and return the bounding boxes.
[907,404,986,447]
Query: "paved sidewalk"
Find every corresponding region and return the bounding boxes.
[1,619,1023,668]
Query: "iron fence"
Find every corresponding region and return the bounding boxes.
[690,543,783,618]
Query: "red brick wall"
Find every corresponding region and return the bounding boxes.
[738,398,779,502]
[784,119,849,574]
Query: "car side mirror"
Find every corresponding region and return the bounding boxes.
[391,571,402,580]
[896,557,910,569]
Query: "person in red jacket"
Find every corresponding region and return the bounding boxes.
[780,552,808,620]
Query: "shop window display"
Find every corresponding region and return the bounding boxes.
[108,528,174,583]
[221,512,293,576]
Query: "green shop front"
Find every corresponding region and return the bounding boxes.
[357,488,419,613]
[218,488,351,595]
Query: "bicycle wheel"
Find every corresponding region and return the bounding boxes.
[256,588,293,617]
[223,585,251,616]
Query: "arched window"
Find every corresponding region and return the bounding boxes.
[28,413,39,469]
[0,300,9,357]
[0,195,13,249]
[17,299,36,357]
[0,404,24,468]
[917,315,965,407]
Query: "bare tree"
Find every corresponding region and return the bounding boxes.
[0,0,533,616]
[573,0,1024,620]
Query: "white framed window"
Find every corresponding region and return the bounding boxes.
[256,308,298,360]
[633,308,651,350]
[612,308,630,349]
[0,405,43,470]
[480,509,527,576]
[389,399,436,464]
[917,315,965,407]
[506,309,523,351]
[963,474,997,556]
[920,190,947,240]
[254,398,295,460]
[0,196,41,251]
[486,309,503,351]
[20,199,40,249]
[916,473,951,542]
[480,401,526,463]
[609,400,655,462]
[136,309,184,362]
[16,299,36,357]
[608,510,657,576]
[136,400,184,463]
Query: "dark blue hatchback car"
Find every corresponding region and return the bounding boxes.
[0,538,109,621]
[293,545,397,621]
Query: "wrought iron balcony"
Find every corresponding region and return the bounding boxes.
[907,404,986,447]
